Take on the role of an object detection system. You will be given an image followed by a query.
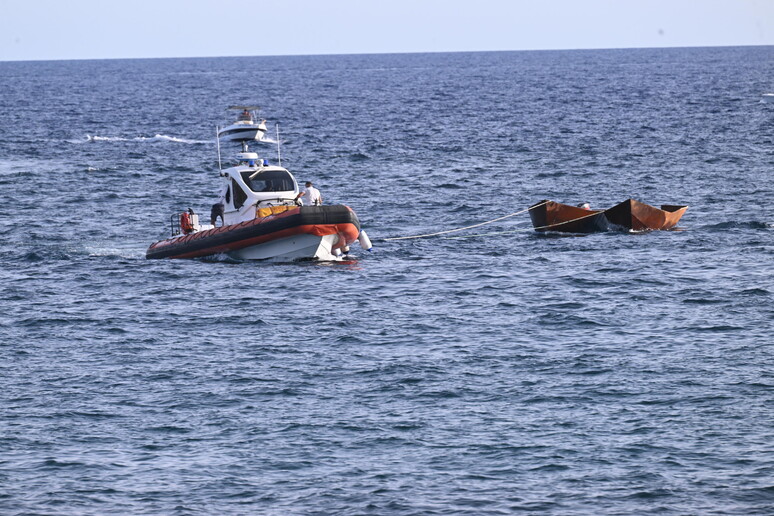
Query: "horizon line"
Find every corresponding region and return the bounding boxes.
[2,43,772,64]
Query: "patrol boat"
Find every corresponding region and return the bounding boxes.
[146,122,371,261]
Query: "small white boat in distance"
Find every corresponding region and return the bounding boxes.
[217,105,268,142]
[761,93,774,103]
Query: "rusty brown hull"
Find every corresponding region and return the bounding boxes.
[529,200,610,233]
[604,199,688,231]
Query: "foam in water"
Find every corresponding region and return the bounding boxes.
[84,245,146,259]
[82,134,208,144]
[0,159,39,175]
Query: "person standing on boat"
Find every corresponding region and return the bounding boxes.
[210,184,227,226]
[210,202,224,226]
[296,181,322,206]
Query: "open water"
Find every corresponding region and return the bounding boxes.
[1,47,773,515]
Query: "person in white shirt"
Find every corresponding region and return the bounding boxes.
[296,181,322,206]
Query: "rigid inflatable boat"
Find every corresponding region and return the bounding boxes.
[147,115,371,261]
[146,205,363,260]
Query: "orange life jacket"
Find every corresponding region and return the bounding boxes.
[180,212,193,234]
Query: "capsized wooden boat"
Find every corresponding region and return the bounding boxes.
[528,200,609,233]
[603,199,688,231]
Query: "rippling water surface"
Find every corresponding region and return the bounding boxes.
[1,47,773,515]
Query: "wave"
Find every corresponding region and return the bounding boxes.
[5,244,145,262]
[76,134,209,144]
[200,253,243,264]
[13,249,73,262]
[702,221,773,231]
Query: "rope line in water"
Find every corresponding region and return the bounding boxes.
[381,201,549,241]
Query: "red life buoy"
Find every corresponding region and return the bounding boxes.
[180,212,193,234]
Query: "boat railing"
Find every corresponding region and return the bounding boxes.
[169,214,181,236]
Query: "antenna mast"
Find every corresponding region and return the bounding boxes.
[276,123,282,167]
[216,125,222,172]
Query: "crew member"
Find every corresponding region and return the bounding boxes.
[210,202,224,226]
[180,208,195,234]
[211,185,227,226]
[295,181,322,206]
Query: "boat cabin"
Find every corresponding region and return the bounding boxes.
[219,152,300,226]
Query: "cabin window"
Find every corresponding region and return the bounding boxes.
[241,170,295,193]
[231,178,247,209]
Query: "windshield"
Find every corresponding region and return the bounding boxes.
[241,170,295,193]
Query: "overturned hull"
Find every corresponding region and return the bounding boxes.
[604,199,688,231]
[146,205,360,261]
[528,200,609,233]
[529,199,688,234]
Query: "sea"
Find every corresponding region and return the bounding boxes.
[0,47,772,515]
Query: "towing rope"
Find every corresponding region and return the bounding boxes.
[446,209,605,239]
[380,201,604,242]
[381,201,549,241]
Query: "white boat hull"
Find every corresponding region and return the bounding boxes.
[229,233,341,261]
[218,126,265,142]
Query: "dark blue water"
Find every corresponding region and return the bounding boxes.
[1,47,773,515]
